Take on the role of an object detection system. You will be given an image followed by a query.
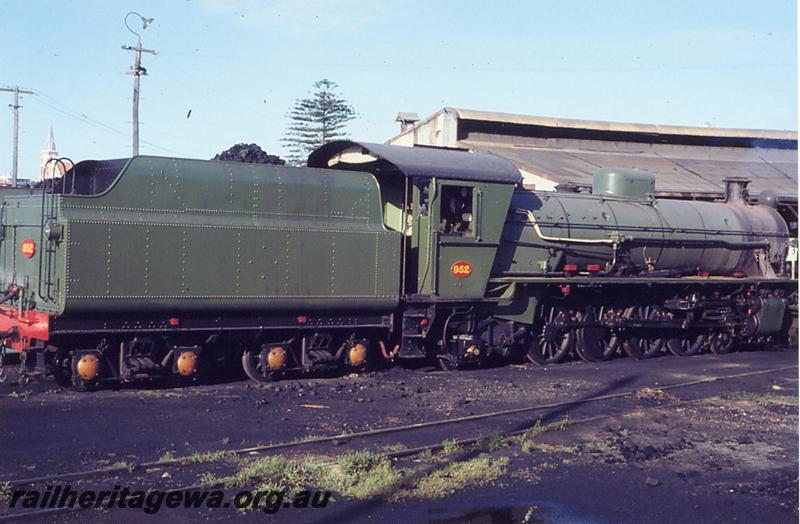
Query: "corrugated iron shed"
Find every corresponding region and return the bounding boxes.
[386,108,798,202]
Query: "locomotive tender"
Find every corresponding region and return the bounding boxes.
[0,142,794,389]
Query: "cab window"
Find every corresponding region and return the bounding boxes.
[439,185,473,236]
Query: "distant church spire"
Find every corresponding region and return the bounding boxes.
[39,123,72,183]
[46,124,56,152]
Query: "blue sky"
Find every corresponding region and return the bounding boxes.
[0,0,796,178]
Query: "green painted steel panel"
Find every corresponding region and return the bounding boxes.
[592,168,655,200]
[1,157,401,315]
[415,180,514,299]
[754,296,786,335]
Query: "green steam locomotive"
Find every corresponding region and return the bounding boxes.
[0,142,794,389]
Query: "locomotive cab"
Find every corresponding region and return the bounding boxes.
[310,141,522,365]
[309,141,521,300]
[412,177,514,299]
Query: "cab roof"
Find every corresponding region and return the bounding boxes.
[308,141,522,184]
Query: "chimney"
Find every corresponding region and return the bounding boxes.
[723,177,750,204]
[395,112,420,132]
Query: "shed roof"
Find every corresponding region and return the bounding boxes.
[450,108,798,145]
[388,107,798,200]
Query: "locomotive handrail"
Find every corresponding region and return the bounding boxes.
[63,157,77,195]
[520,217,787,238]
[475,188,483,241]
[504,235,770,251]
[0,201,5,248]
[417,178,438,293]
[38,157,73,302]
[516,209,773,249]
[517,209,618,245]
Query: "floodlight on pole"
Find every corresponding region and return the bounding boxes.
[121,11,157,157]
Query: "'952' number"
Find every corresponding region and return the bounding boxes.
[450,261,473,279]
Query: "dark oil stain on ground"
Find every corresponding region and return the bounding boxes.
[426,500,604,524]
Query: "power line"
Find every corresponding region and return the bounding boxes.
[30,91,181,155]
[165,50,797,73]
[34,96,130,139]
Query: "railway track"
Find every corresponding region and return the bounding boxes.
[1,364,795,521]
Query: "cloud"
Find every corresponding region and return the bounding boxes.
[197,0,389,36]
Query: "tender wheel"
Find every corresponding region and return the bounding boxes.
[73,352,101,391]
[18,374,30,386]
[622,306,666,360]
[52,354,96,391]
[170,349,201,387]
[527,306,574,365]
[242,344,287,383]
[52,349,72,388]
[0,368,7,384]
[708,331,735,355]
[70,378,97,392]
[346,341,369,369]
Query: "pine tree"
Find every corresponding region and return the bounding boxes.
[282,79,356,166]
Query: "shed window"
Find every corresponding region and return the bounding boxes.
[439,185,473,236]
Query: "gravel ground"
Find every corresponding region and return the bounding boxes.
[0,348,797,523]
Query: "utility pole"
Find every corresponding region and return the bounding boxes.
[121,12,156,157]
[0,86,34,187]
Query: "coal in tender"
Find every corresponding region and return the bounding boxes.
[212,143,286,165]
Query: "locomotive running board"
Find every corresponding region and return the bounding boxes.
[489,276,797,285]
[49,312,391,335]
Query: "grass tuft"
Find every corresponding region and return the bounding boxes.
[396,454,509,500]
[111,461,135,473]
[181,450,233,465]
[725,391,798,406]
[441,438,462,456]
[480,434,511,453]
[517,417,571,453]
[0,481,12,503]
[7,391,32,398]
[228,451,402,500]
[197,472,222,486]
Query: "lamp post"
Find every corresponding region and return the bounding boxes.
[121,12,156,157]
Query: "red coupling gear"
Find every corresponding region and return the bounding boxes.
[0,307,49,352]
